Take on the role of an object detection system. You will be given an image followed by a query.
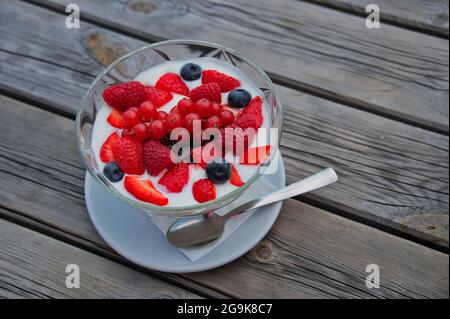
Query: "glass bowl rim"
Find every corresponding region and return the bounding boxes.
[76,39,283,217]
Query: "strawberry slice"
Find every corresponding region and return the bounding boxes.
[107,109,125,128]
[240,145,271,165]
[230,164,244,187]
[235,96,263,130]
[158,163,190,193]
[144,86,173,108]
[155,73,189,96]
[124,176,168,206]
[112,137,146,175]
[189,82,221,103]
[100,132,120,163]
[202,70,240,92]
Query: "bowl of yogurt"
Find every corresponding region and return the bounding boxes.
[76,40,283,217]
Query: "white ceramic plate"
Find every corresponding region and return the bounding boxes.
[85,154,285,273]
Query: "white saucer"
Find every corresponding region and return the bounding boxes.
[85,154,285,273]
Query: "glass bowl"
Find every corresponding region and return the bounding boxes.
[76,40,283,218]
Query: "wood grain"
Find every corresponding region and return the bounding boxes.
[0,1,447,245]
[17,0,450,132]
[0,218,200,299]
[0,94,448,298]
[305,0,449,36]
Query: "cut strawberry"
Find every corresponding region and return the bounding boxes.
[112,137,146,175]
[102,81,145,111]
[240,145,271,165]
[189,82,221,103]
[192,179,216,203]
[158,163,189,193]
[107,109,125,129]
[234,96,263,130]
[230,164,245,187]
[155,73,189,96]
[124,176,168,206]
[144,86,173,108]
[202,70,240,92]
[100,132,120,163]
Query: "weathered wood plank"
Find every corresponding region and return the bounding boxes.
[0,218,201,299]
[306,0,449,36]
[0,95,448,298]
[13,0,450,132]
[0,1,447,245]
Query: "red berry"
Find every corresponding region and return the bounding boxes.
[230,164,244,187]
[184,113,202,133]
[124,176,168,206]
[143,140,174,176]
[189,82,221,103]
[170,106,180,114]
[107,109,125,129]
[132,123,149,141]
[144,86,173,108]
[205,115,223,129]
[193,99,213,118]
[158,111,168,121]
[158,163,190,193]
[102,81,145,111]
[177,98,194,115]
[112,137,146,175]
[100,132,120,163]
[166,112,184,131]
[121,128,135,139]
[240,145,271,165]
[202,70,240,92]
[155,73,190,96]
[234,96,263,129]
[149,120,167,140]
[192,179,216,203]
[123,108,140,128]
[137,101,158,122]
[211,102,222,115]
[220,110,235,126]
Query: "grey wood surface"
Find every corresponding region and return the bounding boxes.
[0,1,447,247]
[0,95,448,298]
[0,218,200,299]
[305,0,449,36]
[22,0,450,132]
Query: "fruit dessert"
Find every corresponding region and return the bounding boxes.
[91,57,272,207]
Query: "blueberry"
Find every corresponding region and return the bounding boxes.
[227,89,251,108]
[180,63,202,81]
[206,158,231,184]
[103,162,124,183]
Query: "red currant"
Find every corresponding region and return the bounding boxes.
[184,113,202,133]
[205,115,223,129]
[193,99,212,118]
[170,106,180,114]
[121,128,135,138]
[220,110,235,127]
[177,98,193,115]
[150,120,167,140]
[123,108,140,128]
[132,123,149,141]
[137,101,158,122]
[166,112,184,131]
[211,102,222,116]
[158,111,168,121]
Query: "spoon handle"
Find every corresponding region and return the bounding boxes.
[225,168,338,218]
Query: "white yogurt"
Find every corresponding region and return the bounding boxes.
[91,57,271,207]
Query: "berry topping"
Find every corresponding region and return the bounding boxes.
[230,164,244,187]
[144,86,173,108]
[143,140,174,176]
[166,112,184,131]
[240,145,271,165]
[220,109,235,127]
[107,109,125,129]
[132,123,149,141]
[103,81,145,111]
[205,158,231,184]
[184,113,202,133]
[234,96,263,129]
[202,70,240,92]
[205,115,223,129]
[112,137,146,174]
[221,124,253,156]
[180,63,202,81]
[158,163,190,193]
[192,179,216,203]
[177,98,194,115]
[170,106,180,114]
[121,128,135,139]
[100,132,120,163]
[193,99,213,118]
[189,82,221,103]
[123,108,140,128]
[137,101,158,122]
[103,162,124,183]
[149,120,167,140]
[211,102,222,116]
[124,176,168,206]
[155,73,189,96]
[228,89,251,108]
[158,110,168,121]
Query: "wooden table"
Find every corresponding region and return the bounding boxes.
[0,0,448,299]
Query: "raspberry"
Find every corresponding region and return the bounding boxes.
[143,140,174,176]
[144,86,173,108]
[158,163,190,193]
[234,96,263,129]
[112,137,145,175]
[155,73,189,96]
[202,70,240,92]
[192,179,216,203]
[189,82,221,103]
[102,81,145,111]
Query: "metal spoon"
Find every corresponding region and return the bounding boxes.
[167,168,338,248]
